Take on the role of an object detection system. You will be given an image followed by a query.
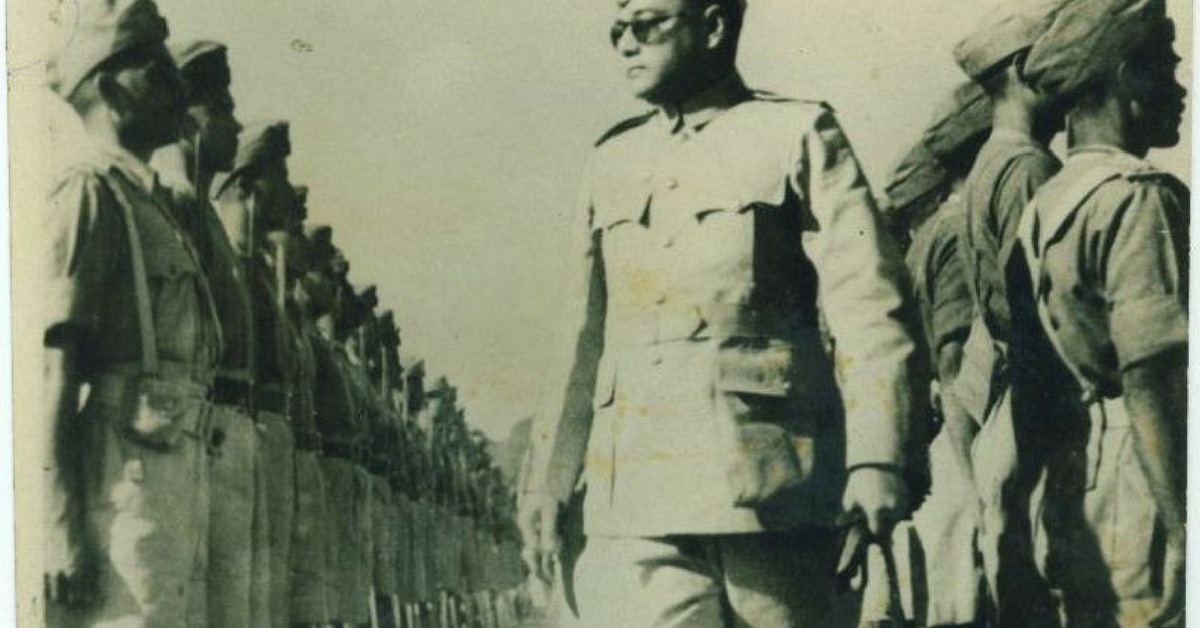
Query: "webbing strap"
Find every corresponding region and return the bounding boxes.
[106,175,159,376]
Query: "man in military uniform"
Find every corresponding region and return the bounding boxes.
[42,2,221,625]
[148,39,266,628]
[528,0,918,625]
[1018,1,1187,626]
[282,193,336,627]
[951,2,1071,624]
[866,83,989,628]
[215,120,300,628]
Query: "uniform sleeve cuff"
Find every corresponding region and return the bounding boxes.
[1112,297,1188,371]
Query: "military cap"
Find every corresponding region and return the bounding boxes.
[48,0,170,98]
[953,0,1071,80]
[359,285,379,310]
[885,142,948,215]
[306,224,335,265]
[1025,0,1171,100]
[216,121,290,196]
[921,82,992,162]
[169,40,230,97]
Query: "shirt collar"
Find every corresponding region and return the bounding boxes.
[88,137,161,193]
[988,127,1039,146]
[149,142,198,202]
[656,72,752,134]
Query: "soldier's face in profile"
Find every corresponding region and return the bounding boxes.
[1124,34,1186,149]
[611,0,705,103]
[189,87,242,173]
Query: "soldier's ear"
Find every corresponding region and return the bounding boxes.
[702,4,727,52]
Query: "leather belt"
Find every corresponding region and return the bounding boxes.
[255,384,288,415]
[323,440,364,464]
[210,376,252,410]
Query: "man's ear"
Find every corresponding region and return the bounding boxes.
[1113,61,1146,101]
[702,4,727,52]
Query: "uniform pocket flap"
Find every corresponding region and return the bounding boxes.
[716,337,795,397]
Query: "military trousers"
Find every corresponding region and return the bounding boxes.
[392,493,415,604]
[206,404,263,628]
[371,474,397,596]
[1033,398,1162,628]
[411,500,433,602]
[252,411,295,628]
[318,456,371,624]
[47,378,213,628]
[289,448,332,624]
[574,529,841,628]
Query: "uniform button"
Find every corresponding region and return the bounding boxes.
[663,237,675,248]
[665,178,678,190]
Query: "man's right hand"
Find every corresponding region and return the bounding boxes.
[44,542,101,610]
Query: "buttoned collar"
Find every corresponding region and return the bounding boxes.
[655,72,752,135]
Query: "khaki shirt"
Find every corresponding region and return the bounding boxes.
[961,129,1061,346]
[906,197,973,379]
[154,145,253,380]
[1019,145,1188,398]
[544,75,917,535]
[45,142,221,380]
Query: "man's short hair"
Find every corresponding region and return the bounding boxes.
[688,0,746,52]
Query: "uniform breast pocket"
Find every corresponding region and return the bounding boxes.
[142,243,202,346]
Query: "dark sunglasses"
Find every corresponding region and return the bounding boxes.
[609,11,689,48]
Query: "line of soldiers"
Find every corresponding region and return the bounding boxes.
[519,0,1186,627]
[40,2,528,627]
[866,0,1187,627]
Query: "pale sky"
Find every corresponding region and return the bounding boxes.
[17,0,1193,439]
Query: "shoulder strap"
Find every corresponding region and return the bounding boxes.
[104,174,159,376]
[1020,164,1124,397]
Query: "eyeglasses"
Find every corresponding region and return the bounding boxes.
[609,11,689,48]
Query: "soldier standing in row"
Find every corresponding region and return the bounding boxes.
[528,0,919,625]
[284,193,337,626]
[150,38,265,628]
[1018,1,1187,625]
[951,2,1070,625]
[216,120,300,628]
[43,1,221,625]
[861,82,988,628]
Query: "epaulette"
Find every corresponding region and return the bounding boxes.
[751,91,831,111]
[594,110,656,147]
[1122,162,1172,182]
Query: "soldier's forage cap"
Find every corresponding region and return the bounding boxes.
[1025,0,1171,101]
[922,82,992,161]
[305,224,335,265]
[359,285,379,309]
[953,0,1071,80]
[47,0,170,99]
[169,40,230,97]
[885,143,947,215]
[218,121,290,195]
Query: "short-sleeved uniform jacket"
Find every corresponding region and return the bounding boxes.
[961,129,1062,347]
[545,75,917,536]
[45,143,221,379]
[906,197,973,380]
[1019,145,1188,398]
